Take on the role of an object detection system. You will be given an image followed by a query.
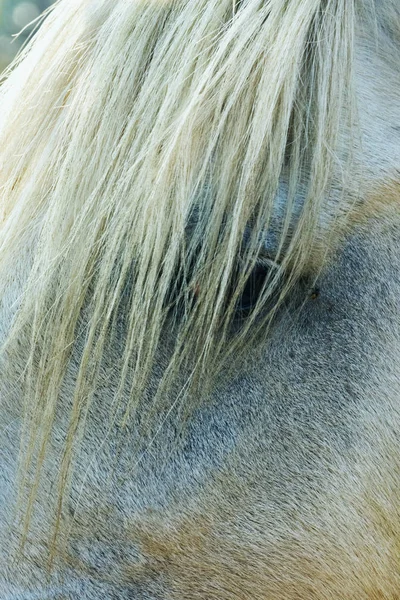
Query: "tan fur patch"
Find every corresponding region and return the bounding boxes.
[308,179,400,273]
[121,443,400,599]
[347,180,400,228]
[125,504,400,599]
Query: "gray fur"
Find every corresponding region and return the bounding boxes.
[1,2,400,598]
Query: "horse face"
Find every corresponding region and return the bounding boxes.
[0,1,400,599]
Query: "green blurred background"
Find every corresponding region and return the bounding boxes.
[0,0,55,71]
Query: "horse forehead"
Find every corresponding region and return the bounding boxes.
[354,39,400,173]
[248,40,400,255]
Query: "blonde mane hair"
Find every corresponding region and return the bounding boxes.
[0,0,356,543]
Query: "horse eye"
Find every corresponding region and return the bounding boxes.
[235,263,271,317]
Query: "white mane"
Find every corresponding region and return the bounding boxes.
[0,0,371,542]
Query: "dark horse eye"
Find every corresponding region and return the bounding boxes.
[235,262,273,317]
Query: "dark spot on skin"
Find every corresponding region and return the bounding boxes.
[309,288,320,300]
